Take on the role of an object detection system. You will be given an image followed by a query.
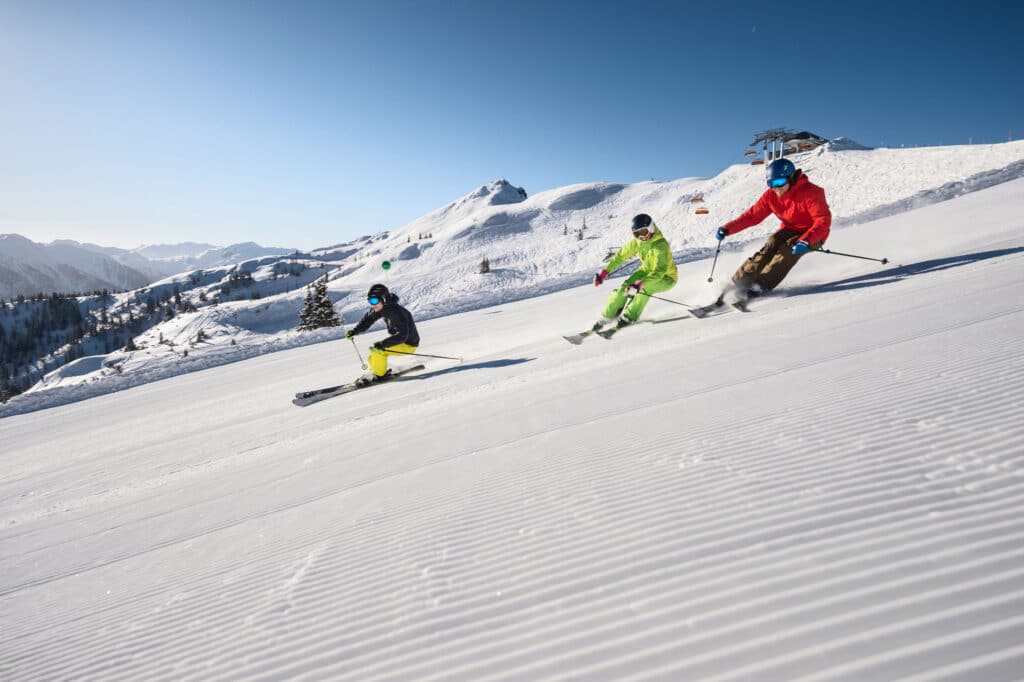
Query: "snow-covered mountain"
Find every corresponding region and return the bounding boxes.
[0,234,154,298]
[141,241,299,270]
[0,237,299,298]
[134,241,220,260]
[70,240,185,281]
[3,139,1024,414]
[3,162,1023,678]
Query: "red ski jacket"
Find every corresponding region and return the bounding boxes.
[723,171,832,245]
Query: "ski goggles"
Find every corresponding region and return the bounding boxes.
[632,227,652,237]
[768,177,789,188]
[367,296,382,305]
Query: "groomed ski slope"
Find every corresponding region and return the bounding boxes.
[2,178,1023,680]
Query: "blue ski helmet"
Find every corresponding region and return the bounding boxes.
[766,158,796,187]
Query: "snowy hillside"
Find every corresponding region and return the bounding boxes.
[330,140,1024,316]
[2,173,1023,679]
[2,140,1023,414]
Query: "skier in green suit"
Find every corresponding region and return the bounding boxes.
[591,213,678,331]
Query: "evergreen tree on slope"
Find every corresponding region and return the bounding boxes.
[297,276,340,331]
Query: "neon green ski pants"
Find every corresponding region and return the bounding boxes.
[601,275,677,322]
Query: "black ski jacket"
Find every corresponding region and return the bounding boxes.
[350,293,420,347]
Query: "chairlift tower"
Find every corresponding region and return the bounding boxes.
[751,128,795,163]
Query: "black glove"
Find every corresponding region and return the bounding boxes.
[372,341,386,350]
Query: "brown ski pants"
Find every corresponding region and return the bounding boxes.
[731,229,823,292]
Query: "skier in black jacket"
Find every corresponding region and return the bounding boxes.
[345,283,420,385]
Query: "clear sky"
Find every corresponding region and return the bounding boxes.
[1,0,1021,251]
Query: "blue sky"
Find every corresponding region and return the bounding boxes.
[1,0,1021,251]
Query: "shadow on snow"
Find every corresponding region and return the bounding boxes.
[407,357,534,380]
[786,246,1024,296]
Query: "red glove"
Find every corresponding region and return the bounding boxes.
[593,269,609,286]
[627,280,643,293]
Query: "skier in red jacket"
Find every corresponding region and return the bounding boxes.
[715,157,832,299]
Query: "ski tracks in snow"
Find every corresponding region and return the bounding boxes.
[2,248,1024,680]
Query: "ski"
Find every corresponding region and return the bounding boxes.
[565,311,697,344]
[295,383,347,399]
[563,330,600,345]
[688,306,710,319]
[692,296,751,317]
[691,302,724,317]
[293,364,426,407]
[594,314,694,339]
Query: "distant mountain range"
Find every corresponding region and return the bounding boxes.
[0,236,296,298]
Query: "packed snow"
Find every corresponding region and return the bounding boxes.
[2,146,1023,678]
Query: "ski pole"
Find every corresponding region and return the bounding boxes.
[634,291,700,309]
[815,248,889,265]
[707,241,722,282]
[594,262,630,284]
[350,337,368,370]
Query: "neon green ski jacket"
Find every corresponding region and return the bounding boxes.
[605,225,678,286]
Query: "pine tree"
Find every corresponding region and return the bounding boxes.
[297,286,316,330]
[297,276,340,330]
[479,257,491,274]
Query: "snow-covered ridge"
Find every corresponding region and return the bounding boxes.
[2,139,1023,415]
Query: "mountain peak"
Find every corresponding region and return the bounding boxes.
[468,179,528,205]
